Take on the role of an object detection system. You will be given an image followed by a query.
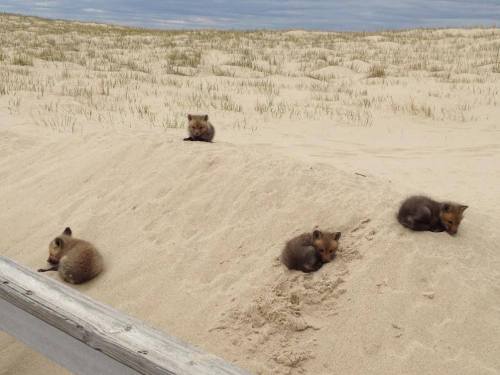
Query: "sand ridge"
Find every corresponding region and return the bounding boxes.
[1,115,499,374]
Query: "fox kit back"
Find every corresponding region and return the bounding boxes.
[184,114,215,142]
[397,195,467,235]
[281,229,341,273]
[38,227,103,284]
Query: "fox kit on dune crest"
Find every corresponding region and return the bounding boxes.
[281,229,341,273]
[398,195,468,235]
[184,114,215,142]
[38,227,103,284]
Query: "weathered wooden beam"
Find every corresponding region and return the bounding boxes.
[0,298,140,375]
[0,256,250,375]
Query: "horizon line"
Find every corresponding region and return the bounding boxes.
[2,11,498,34]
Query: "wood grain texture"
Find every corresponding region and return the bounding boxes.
[0,256,250,375]
[0,298,140,375]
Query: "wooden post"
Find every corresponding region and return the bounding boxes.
[0,256,250,375]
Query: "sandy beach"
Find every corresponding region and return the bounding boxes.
[1,14,500,374]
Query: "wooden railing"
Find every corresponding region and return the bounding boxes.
[0,256,250,375]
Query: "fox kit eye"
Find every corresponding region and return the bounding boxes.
[447,220,453,225]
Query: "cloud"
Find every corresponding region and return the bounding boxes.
[82,8,105,14]
[151,18,189,26]
[34,1,59,7]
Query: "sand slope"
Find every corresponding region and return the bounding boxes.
[1,112,499,374]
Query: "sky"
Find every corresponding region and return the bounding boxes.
[0,0,499,31]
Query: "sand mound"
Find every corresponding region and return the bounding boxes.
[1,119,499,374]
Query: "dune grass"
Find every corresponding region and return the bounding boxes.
[0,13,499,131]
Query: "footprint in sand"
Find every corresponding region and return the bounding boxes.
[365,229,377,241]
[350,218,371,233]
[349,218,378,243]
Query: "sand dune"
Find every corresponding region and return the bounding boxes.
[1,113,499,374]
[1,14,500,375]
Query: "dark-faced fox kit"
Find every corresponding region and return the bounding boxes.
[38,227,103,284]
[398,195,468,235]
[183,114,215,142]
[281,229,341,273]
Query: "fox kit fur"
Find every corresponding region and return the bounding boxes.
[397,195,468,235]
[281,229,341,273]
[38,227,103,284]
[184,114,215,142]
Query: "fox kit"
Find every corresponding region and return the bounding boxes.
[281,229,341,273]
[183,114,215,142]
[397,195,468,235]
[38,227,103,284]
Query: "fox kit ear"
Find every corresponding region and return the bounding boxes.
[460,205,468,213]
[188,114,192,121]
[63,227,72,236]
[334,232,341,241]
[203,114,209,121]
[54,237,64,248]
[442,203,450,212]
[312,229,323,241]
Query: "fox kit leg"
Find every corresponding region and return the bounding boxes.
[303,249,322,273]
[183,136,194,141]
[38,265,59,272]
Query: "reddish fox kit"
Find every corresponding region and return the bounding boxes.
[38,227,103,284]
[183,114,215,142]
[398,195,468,235]
[281,229,341,273]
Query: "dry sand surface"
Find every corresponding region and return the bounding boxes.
[1,14,500,374]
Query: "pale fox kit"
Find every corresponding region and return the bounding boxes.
[397,195,468,235]
[183,114,215,142]
[281,229,341,273]
[38,227,103,284]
